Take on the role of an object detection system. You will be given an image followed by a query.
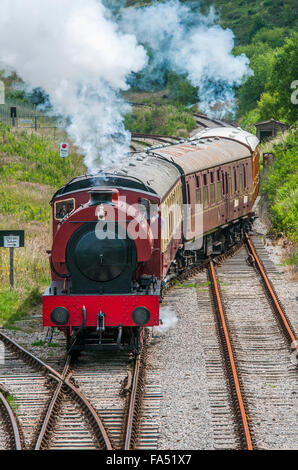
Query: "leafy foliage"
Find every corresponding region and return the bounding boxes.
[235,43,275,115]
[166,72,198,105]
[265,34,298,124]
[125,103,196,136]
[261,130,298,242]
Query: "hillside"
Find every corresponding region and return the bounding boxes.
[127,0,298,45]
[0,123,85,327]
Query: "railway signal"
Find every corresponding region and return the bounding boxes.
[0,230,25,290]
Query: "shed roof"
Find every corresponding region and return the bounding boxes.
[255,119,289,127]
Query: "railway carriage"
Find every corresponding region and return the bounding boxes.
[43,124,259,352]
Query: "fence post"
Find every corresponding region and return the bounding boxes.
[35,116,38,131]
[10,247,14,290]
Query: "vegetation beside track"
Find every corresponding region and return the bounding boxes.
[259,129,298,267]
[125,102,196,136]
[0,122,85,328]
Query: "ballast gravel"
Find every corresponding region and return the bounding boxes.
[148,286,215,450]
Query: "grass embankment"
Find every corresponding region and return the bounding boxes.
[0,123,85,328]
[125,101,197,137]
[260,129,298,266]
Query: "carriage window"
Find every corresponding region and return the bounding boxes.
[239,168,243,192]
[196,188,201,204]
[233,167,237,192]
[210,172,214,184]
[222,172,225,195]
[217,169,220,181]
[195,174,200,188]
[55,199,75,220]
[203,174,207,186]
[210,184,215,204]
[187,183,191,203]
[217,181,222,202]
[243,164,247,188]
[203,186,208,208]
[138,198,151,220]
[169,211,173,236]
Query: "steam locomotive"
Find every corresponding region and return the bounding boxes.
[43,122,259,352]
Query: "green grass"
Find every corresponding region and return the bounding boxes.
[0,123,85,188]
[31,339,60,348]
[174,280,197,288]
[2,287,42,328]
[0,122,86,326]
[125,103,196,137]
[6,393,19,412]
[282,252,298,267]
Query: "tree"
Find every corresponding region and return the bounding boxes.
[267,33,298,124]
[166,72,198,106]
[235,43,275,115]
[257,92,280,121]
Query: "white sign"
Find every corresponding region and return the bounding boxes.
[60,142,69,158]
[20,119,33,124]
[0,80,4,105]
[4,235,20,248]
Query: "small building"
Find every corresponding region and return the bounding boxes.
[255,119,289,142]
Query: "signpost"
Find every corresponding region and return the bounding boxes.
[0,230,25,290]
[59,142,69,173]
[59,142,69,158]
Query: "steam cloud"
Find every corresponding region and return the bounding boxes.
[0,1,252,173]
[154,306,178,334]
[0,0,146,172]
[120,0,252,117]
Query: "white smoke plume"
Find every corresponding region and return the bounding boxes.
[0,0,146,172]
[120,0,252,117]
[153,306,178,334]
[0,1,252,172]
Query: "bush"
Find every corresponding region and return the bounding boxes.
[261,130,298,242]
[125,104,196,136]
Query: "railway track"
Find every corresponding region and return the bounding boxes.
[0,386,22,450]
[1,233,296,450]
[202,234,297,449]
[130,132,181,151]
[0,331,114,450]
[0,328,152,450]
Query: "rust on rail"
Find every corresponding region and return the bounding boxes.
[245,234,298,351]
[209,260,253,450]
[0,389,22,450]
[0,331,113,450]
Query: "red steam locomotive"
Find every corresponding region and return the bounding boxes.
[43,124,259,352]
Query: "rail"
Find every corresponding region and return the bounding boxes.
[245,234,298,351]
[0,388,22,450]
[0,330,113,450]
[208,260,254,450]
